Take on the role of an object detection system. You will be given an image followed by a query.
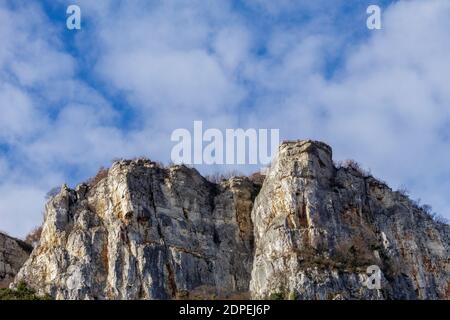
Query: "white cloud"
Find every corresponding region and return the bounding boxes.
[213,26,251,72]
[98,49,243,116]
[0,157,8,178]
[0,2,133,236]
[0,185,46,237]
[245,0,450,216]
[1,0,450,237]
[87,1,248,130]
[0,83,42,142]
[71,0,450,219]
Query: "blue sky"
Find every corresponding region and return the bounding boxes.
[1,0,450,237]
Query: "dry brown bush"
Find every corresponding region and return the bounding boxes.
[25,226,43,247]
[249,171,266,186]
[336,159,370,177]
[204,170,243,184]
[175,285,250,300]
[45,186,60,200]
[85,166,109,187]
[332,234,378,270]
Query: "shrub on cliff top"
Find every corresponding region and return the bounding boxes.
[85,166,109,187]
[45,186,60,200]
[269,292,284,300]
[204,170,243,184]
[336,159,371,177]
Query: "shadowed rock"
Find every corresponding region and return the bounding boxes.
[0,233,32,288]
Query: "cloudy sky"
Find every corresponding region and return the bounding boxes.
[1,0,449,237]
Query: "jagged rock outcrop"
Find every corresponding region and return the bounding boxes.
[0,233,32,288]
[250,140,450,299]
[13,140,450,300]
[14,160,259,299]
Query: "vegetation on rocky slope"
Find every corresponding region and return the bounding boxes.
[0,281,52,300]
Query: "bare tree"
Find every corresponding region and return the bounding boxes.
[45,186,60,200]
[85,167,109,187]
[336,159,370,177]
[204,170,243,184]
[25,226,43,247]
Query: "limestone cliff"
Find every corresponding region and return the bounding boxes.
[250,141,449,299]
[14,160,258,299]
[0,233,32,288]
[13,141,450,300]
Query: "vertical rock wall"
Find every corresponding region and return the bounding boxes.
[250,140,450,299]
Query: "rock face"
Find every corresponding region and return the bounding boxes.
[250,140,450,299]
[13,140,450,300]
[14,160,259,299]
[0,233,32,288]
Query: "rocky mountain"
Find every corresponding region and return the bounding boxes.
[12,140,450,299]
[14,160,259,299]
[250,141,449,299]
[0,233,32,288]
